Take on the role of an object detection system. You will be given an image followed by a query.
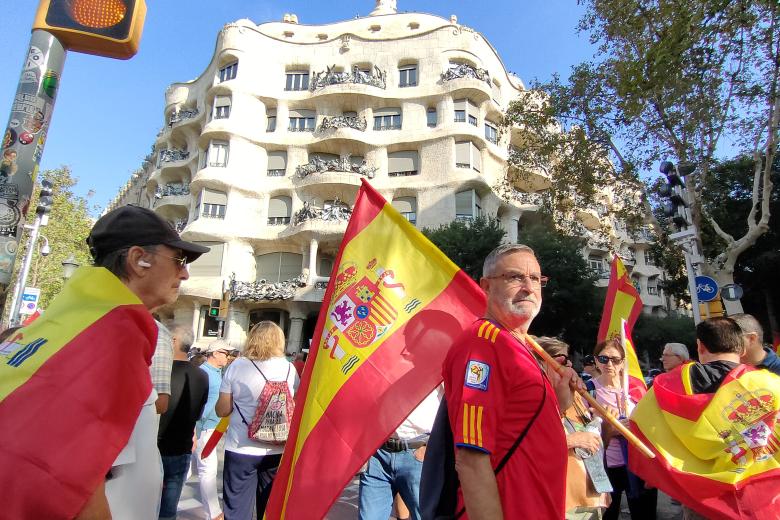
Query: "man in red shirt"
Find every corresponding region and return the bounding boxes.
[443,243,577,519]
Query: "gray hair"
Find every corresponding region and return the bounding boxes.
[482,243,537,278]
[93,245,157,281]
[663,342,690,360]
[170,324,194,353]
[730,313,764,343]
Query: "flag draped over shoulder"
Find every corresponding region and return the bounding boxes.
[0,267,157,519]
[266,179,485,519]
[597,256,642,343]
[629,365,780,519]
[621,319,647,403]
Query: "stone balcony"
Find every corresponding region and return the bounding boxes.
[309,65,387,91]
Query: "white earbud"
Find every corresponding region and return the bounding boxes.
[138,260,152,268]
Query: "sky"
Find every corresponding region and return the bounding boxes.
[0,1,594,211]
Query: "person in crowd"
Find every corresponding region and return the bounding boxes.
[581,354,599,380]
[591,338,657,520]
[731,313,780,376]
[0,205,208,519]
[442,243,579,518]
[215,321,299,519]
[660,342,689,372]
[158,325,209,520]
[195,339,232,520]
[536,337,610,519]
[358,387,442,520]
[151,320,174,414]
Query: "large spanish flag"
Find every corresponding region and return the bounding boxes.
[629,364,780,519]
[597,255,642,342]
[620,319,647,403]
[0,267,157,519]
[266,180,485,518]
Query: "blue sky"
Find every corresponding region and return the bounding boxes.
[0,1,593,210]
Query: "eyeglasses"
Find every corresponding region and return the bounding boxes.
[150,251,189,268]
[660,353,680,360]
[486,272,549,288]
[596,355,623,365]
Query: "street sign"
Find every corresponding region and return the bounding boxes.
[20,287,41,315]
[721,283,744,301]
[695,275,719,303]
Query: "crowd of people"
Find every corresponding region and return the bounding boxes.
[1,206,778,520]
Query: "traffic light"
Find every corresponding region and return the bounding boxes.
[208,298,220,317]
[658,161,695,230]
[33,0,147,59]
[36,180,54,216]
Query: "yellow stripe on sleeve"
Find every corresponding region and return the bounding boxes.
[462,403,470,444]
[489,326,500,344]
[478,321,490,338]
[469,404,476,444]
[476,405,484,447]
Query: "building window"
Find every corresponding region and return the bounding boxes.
[644,251,654,266]
[288,109,315,132]
[647,284,658,295]
[319,256,334,277]
[219,62,238,83]
[373,108,402,130]
[266,109,277,132]
[213,95,231,119]
[485,122,498,144]
[267,151,287,176]
[392,196,417,225]
[285,70,310,91]
[455,141,481,172]
[399,65,417,87]
[206,140,228,167]
[189,242,224,277]
[388,151,419,177]
[454,98,478,126]
[268,196,292,225]
[198,189,227,219]
[455,189,481,221]
[588,256,604,273]
[256,252,303,283]
[427,107,437,128]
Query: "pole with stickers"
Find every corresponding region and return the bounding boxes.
[0,0,146,301]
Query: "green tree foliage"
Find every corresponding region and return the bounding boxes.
[505,0,780,312]
[632,314,697,371]
[520,221,603,355]
[422,215,505,281]
[8,167,93,314]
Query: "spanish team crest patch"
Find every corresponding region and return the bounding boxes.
[464,360,490,391]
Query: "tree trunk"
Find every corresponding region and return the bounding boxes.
[712,269,744,315]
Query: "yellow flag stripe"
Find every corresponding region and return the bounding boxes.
[0,267,142,400]
[681,363,694,396]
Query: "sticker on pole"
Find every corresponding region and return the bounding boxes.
[694,276,719,303]
[20,287,40,315]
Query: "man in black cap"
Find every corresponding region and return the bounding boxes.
[0,205,209,520]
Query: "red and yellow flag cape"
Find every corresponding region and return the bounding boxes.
[265,180,485,518]
[598,256,642,343]
[0,267,157,519]
[621,319,647,403]
[629,364,780,519]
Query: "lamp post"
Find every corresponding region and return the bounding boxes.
[61,254,79,280]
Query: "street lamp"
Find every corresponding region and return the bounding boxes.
[61,254,80,280]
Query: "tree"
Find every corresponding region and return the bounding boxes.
[632,314,697,370]
[422,215,506,281]
[6,167,93,317]
[520,221,604,355]
[505,0,780,314]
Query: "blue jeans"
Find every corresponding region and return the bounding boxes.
[159,453,192,519]
[358,447,423,520]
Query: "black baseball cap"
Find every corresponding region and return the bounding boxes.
[87,205,210,262]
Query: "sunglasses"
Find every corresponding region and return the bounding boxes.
[553,353,570,365]
[596,355,623,365]
[150,250,189,268]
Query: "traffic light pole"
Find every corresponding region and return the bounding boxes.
[0,30,65,293]
[7,214,44,326]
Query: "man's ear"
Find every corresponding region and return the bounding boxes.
[126,246,151,277]
[696,339,705,359]
[479,277,490,292]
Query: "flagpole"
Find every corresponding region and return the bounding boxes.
[519,332,656,459]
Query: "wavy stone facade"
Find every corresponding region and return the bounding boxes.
[109,2,669,351]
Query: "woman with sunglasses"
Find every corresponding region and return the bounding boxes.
[590,339,657,520]
[536,337,610,519]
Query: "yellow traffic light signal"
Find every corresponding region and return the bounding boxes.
[33,0,147,59]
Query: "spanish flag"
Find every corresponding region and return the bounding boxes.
[629,364,780,519]
[621,319,647,403]
[597,255,642,342]
[265,180,485,518]
[0,267,157,519]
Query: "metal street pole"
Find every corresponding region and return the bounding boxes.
[0,31,66,294]
[8,214,43,326]
[683,242,702,325]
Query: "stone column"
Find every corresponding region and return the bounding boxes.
[308,238,319,283]
[286,314,305,354]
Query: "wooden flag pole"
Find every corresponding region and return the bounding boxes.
[519,332,656,459]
